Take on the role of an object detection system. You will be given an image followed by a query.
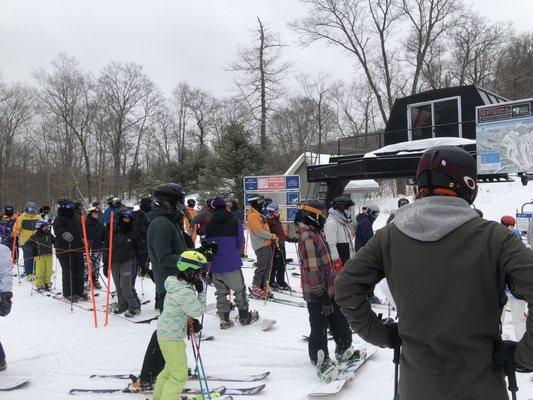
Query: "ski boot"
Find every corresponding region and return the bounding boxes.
[316,350,340,383]
[112,305,128,314]
[65,295,79,303]
[126,374,153,393]
[269,282,280,291]
[238,309,259,326]
[93,279,102,290]
[335,346,366,366]
[219,312,234,330]
[44,283,52,292]
[277,282,291,291]
[124,309,141,318]
[35,286,45,293]
[249,285,273,299]
[0,358,6,371]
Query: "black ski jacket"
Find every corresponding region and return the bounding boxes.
[53,208,83,254]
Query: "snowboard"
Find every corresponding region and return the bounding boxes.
[89,371,270,383]
[0,374,30,390]
[306,379,348,397]
[205,303,276,331]
[306,347,378,397]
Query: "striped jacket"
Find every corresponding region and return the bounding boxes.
[297,224,335,302]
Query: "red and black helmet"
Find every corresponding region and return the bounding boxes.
[415,146,478,204]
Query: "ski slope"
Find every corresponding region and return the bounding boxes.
[2,179,533,399]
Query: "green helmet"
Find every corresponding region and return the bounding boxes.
[177,250,207,280]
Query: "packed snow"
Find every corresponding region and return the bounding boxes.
[363,137,476,158]
[3,178,533,399]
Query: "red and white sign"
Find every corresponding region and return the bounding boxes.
[258,176,286,190]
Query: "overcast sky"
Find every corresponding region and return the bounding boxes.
[1,0,531,97]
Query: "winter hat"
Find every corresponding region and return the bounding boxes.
[187,199,196,208]
[211,197,227,210]
[501,215,516,227]
[140,196,152,213]
[266,203,280,213]
[398,198,409,207]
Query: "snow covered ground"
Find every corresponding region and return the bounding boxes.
[3,178,533,399]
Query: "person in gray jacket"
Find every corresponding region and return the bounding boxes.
[336,146,533,400]
[0,243,13,370]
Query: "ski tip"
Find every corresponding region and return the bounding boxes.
[254,371,270,380]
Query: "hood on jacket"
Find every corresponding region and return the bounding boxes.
[393,196,479,242]
[147,205,178,223]
[57,207,75,219]
[212,209,232,224]
[328,207,352,224]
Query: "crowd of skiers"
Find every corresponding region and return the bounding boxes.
[2,145,533,400]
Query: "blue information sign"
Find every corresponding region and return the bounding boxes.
[287,207,298,222]
[244,177,258,191]
[285,175,300,190]
[286,192,299,205]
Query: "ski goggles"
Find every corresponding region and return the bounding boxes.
[121,210,134,218]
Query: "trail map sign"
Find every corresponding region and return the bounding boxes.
[476,99,533,174]
[244,175,300,222]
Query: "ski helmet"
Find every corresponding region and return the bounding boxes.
[331,196,354,211]
[362,202,380,220]
[398,198,409,208]
[205,198,215,209]
[25,202,37,214]
[177,250,207,281]
[121,209,134,219]
[415,146,478,204]
[187,199,196,208]
[211,197,227,210]
[153,183,185,208]
[297,201,326,230]
[265,202,280,213]
[247,194,264,212]
[87,205,101,214]
[501,215,516,227]
[58,198,74,209]
[4,205,14,217]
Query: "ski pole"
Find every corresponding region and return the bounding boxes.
[505,357,518,400]
[69,242,74,312]
[393,344,401,400]
[189,319,212,400]
[263,241,276,303]
[279,242,294,296]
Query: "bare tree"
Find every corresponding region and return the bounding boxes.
[171,82,192,161]
[293,0,399,125]
[298,73,338,160]
[493,33,533,100]
[402,0,464,94]
[0,82,34,205]
[96,62,159,194]
[229,17,289,150]
[184,87,218,149]
[34,53,97,199]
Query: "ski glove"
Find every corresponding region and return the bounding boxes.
[385,322,402,350]
[0,291,13,317]
[332,258,343,273]
[187,318,203,338]
[320,292,334,316]
[494,340,533,373]
[194,279,204,294]
[62,232,74,243]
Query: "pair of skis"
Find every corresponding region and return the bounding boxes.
[247,288,306,307]
[69,371,270,396]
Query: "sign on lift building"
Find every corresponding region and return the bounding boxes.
[476,99,533,174]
